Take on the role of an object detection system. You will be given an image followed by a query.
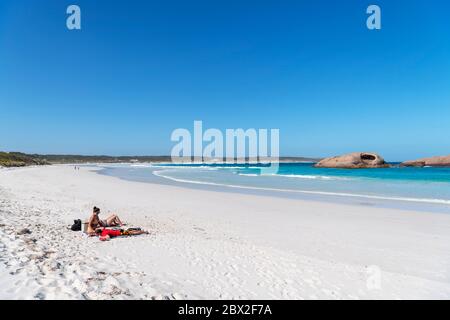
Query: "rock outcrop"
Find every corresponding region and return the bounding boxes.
[314,152,389,169]
[401,155,450,167]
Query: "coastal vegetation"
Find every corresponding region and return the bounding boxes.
[0,152,172,167]
[0,152,49,167]
[0,152,318,167]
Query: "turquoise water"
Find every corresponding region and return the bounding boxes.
[156,162,450,183]
[148,162,450,205]
[97,162,450,212]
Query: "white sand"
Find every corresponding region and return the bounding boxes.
[0,165,449,299]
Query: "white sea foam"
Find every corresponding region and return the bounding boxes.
[153,164,265,170]
[149,165,219,170]
[153,164,351,181]
[239,173,345,180]
[264,174,351,181]
[152,170,450,205]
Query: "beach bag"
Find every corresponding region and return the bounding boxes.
[71,219,82,231]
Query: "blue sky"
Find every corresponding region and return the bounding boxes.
[1,0,449,161]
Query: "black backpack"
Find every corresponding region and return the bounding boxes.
[71,219,82,231]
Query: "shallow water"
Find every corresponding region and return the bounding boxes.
[96,163,450,214]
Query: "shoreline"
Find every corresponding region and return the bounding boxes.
[1,165,450,299]
[97,164,450,214]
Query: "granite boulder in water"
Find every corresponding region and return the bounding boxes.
[314,152,389,169]
[401,155,450,167]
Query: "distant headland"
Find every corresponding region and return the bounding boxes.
[0,152,319,167]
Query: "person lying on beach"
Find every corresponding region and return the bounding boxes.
[95,227,149,241]
[87,206,123,234]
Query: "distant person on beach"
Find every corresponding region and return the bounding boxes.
[87,206,123,234]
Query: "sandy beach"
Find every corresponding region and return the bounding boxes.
[1,165,450,299]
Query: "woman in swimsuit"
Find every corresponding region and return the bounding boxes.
[87,206,123,234]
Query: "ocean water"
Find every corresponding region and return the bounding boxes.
[97,162,450,213]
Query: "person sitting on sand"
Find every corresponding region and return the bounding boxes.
[95,227,149,241]
[87,206,123,234]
